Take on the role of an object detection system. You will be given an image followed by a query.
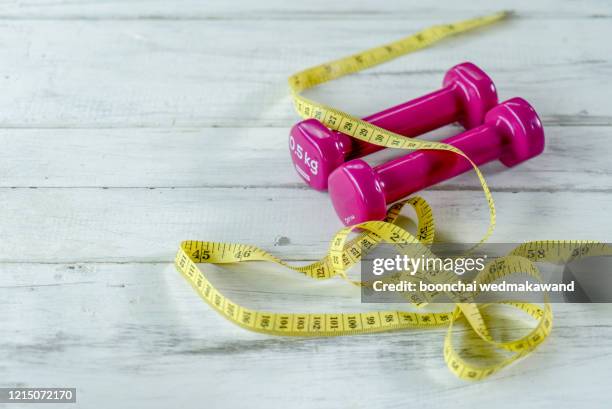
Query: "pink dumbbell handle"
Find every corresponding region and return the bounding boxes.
[339,86,460,159]
[379,124,503,203]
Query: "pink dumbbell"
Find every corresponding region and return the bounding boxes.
[328,98,545,226]
[289,62,498,190]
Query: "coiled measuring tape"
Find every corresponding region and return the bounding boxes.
[175,11,612,380]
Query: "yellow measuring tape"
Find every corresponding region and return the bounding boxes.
[175,11,612,380]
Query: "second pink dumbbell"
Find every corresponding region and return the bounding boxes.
[328,98,545,226]
[289,62,498,190]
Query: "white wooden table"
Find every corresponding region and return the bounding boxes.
[1,1,611,407]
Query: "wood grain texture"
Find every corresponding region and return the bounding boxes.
[0,0,610,19]
[0,188,611,263]
[0,126,610,190]
[0,17,610,127]
[2,263,612,409]
[1,0,611,407]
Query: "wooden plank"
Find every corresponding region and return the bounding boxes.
[0,18,610,127]
[2,262,611,408]
[0,0,609,19]
[0,188,609,262]
[0,126,609,190]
